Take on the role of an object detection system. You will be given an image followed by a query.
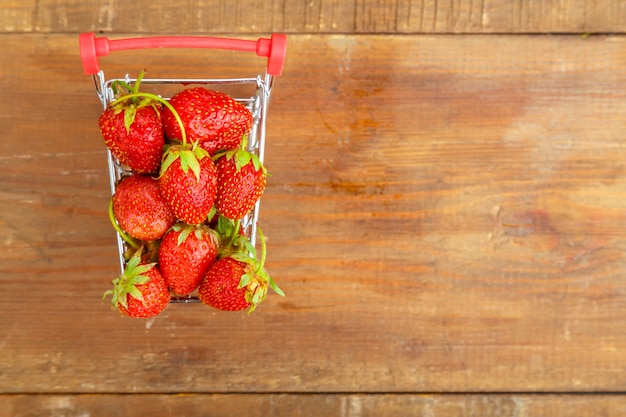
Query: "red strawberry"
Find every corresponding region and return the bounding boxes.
[98,74,164,174]
[162,87,253,155]
[158,144,218,225]
[198,257,253,311]
[112,174,176,241]
[158,224,219,296]
[198,228,283,312]
[214,149,267,220]
[103,247,170,318]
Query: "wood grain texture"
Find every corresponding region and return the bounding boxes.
[2,33,626,398]
[1,0,625,34]
[2,394,626,417]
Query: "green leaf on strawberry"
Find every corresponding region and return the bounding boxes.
[103,247,170,318]
[103,248,153,308]
[199,226,284,313]
[123,106,138,133]
[214,143,267,174]
[233,227,284,299]
[159,142,209,183]
[215,216,255,258]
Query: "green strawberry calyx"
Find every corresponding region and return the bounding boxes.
[229,226,284,313]
[108,70,163,134]
[170,222,219,248]
[159,141,209,183]
[103,247,155,311]
[215,216,254,258]
[110,69,146,100]
[213,148,267,175]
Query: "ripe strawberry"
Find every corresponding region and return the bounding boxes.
[159,224,219,296]
[112,174,176,241]
[158,143,218,225]
[98,74,164,174]
[214,148,267,220]
[162,87,253,155]
[198,228,283,312]
[198,257,254,311]
[103,247,170,318]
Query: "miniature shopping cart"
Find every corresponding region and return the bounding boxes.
[79,32,286,302]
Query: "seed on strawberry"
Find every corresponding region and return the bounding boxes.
[162,87,253,155]
[198,228,283,312]
[103,247,170,318]
[214,148,267,220]
[159,223,219,296]
[111,174,176,241]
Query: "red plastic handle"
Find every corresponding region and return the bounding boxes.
[79,32,287,76]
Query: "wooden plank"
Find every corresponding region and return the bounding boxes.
[2,33,626,394]
[1,0,625,34]
[3,394,626,416]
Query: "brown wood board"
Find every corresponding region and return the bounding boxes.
[1,0,625,34]
[2,394,626,416]
[1,32,626,401]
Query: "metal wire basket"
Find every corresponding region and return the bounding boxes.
[79,33,286,302]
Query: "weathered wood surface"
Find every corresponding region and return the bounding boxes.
[1,0,625,34]
[3,394,626,417]
[3,0,626,409]
[2,33,626,400]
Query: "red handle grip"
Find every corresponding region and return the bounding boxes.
[79,32,287,76]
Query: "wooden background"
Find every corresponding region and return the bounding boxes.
[2,0,626,415]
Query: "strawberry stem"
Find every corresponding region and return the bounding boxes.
[132,70,146,94]
[108,198,140,249]
[110,80,134,97]
[257,226,267,270]
[110,92,187,146]
[225,219,242,251]
[110,70,147,105]
[254,227,284,297]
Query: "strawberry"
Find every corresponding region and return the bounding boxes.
[198,228,283,312]
[156,92,219,225]
[103,247,170,318]
[162,87,253,155]
[158,223,219,296]
[214,148,267,220]
[198,257,254,311]
[98,73,164,174]
[111,174,176,241]
[158,143,218,225]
